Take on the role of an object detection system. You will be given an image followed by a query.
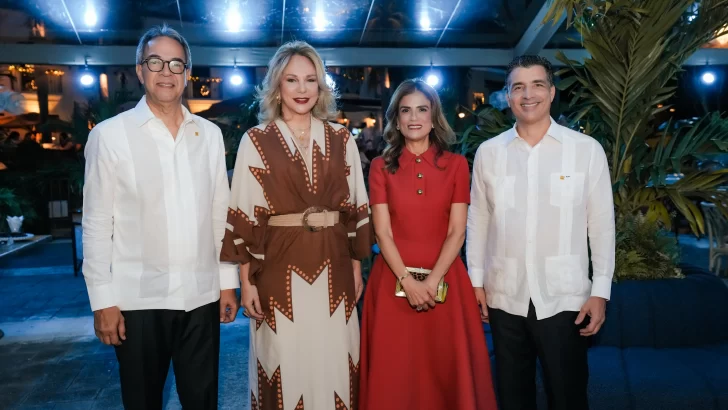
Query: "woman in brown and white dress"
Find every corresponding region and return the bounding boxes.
[220,41,372,410]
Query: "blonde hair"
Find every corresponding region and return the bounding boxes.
[381,78,455,173]
[255,41,339,124]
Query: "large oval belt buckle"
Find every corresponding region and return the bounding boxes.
[302,206,326,232]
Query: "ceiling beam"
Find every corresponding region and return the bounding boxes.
[280,0,287,45]
[175,0,184,27]
[59,0,83,45]
[359,0,376,45]
[435,0,461,48]
[1,43,726,67]
[513,0,565,56]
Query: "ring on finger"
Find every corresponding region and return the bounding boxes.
[242,310,251,318]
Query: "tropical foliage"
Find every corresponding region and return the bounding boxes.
[453,0,728,280]
[613,211,683,280]
[454,105,513,165]
[215,98,259,170]
[545,0,728,234]
[0,188,25,222]
[544,0,728,280]
[0,187,37,233]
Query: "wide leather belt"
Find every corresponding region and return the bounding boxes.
[267,206,339,232]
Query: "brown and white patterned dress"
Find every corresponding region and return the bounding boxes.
[221,118,372,410]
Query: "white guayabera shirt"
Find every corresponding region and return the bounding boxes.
[466,118,615,320]
[82,96,238,312]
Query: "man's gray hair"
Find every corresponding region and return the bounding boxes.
[135,24,191,68]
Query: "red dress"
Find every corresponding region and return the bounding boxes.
[359,146,498,410]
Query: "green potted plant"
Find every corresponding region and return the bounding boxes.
[544,0,728,281]
[0,187,37,241]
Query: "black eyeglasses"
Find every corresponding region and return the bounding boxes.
[141,57,188,74]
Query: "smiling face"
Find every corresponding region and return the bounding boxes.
[135,36,189,105]
[396,90,433,144]
[506,65,555,125]
[278,54,320,117]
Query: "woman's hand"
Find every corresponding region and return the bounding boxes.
[353,260,364,303]
[401,277,436,311]
[423,275,441,300]
[241,282,264,320]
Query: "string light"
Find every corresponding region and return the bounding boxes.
[9,65,35,73]
[188,76,223,83]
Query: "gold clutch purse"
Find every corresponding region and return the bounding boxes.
[395,267,448,303]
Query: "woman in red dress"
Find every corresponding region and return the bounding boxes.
[359,78,498,410]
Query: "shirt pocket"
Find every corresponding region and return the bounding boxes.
[486,256,518,296]
[549,172,585,207]
[544,254,585,296]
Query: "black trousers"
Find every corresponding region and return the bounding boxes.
[489,300,589,410]
[114,300,220,410]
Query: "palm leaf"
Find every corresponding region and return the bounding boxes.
[544,0,728,240]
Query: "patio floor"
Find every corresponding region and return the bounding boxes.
[0,234,718,409]
[0,273,249,410]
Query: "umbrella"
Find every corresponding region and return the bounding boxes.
[0,112,42,128]
[37,117,74,133]
[193,94,256,119]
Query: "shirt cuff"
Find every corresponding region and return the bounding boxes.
[219,262,240,290]
[469,268,485,288]
[590,275,612,300]
[87,283,116,312]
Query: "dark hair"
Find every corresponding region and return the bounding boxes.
[505,55,554,89]
[381,78,455,174]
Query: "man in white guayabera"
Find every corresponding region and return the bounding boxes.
[467,55,616,410]
[81,24,239,410]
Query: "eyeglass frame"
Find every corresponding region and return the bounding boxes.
[139,57,189,74]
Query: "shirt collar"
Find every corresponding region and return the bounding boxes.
[131,95,198,129]
[507,116,562,145]
[399,143,439,170]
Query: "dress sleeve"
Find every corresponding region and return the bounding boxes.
[210,124,239,290]
[368,157,387,205]
[220,132,269,285]
[344,133,374,260]
[451,155,471,204]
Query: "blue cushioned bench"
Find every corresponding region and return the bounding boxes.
[484,266,728,409]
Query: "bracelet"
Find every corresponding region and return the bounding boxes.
[398,273,410,282]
